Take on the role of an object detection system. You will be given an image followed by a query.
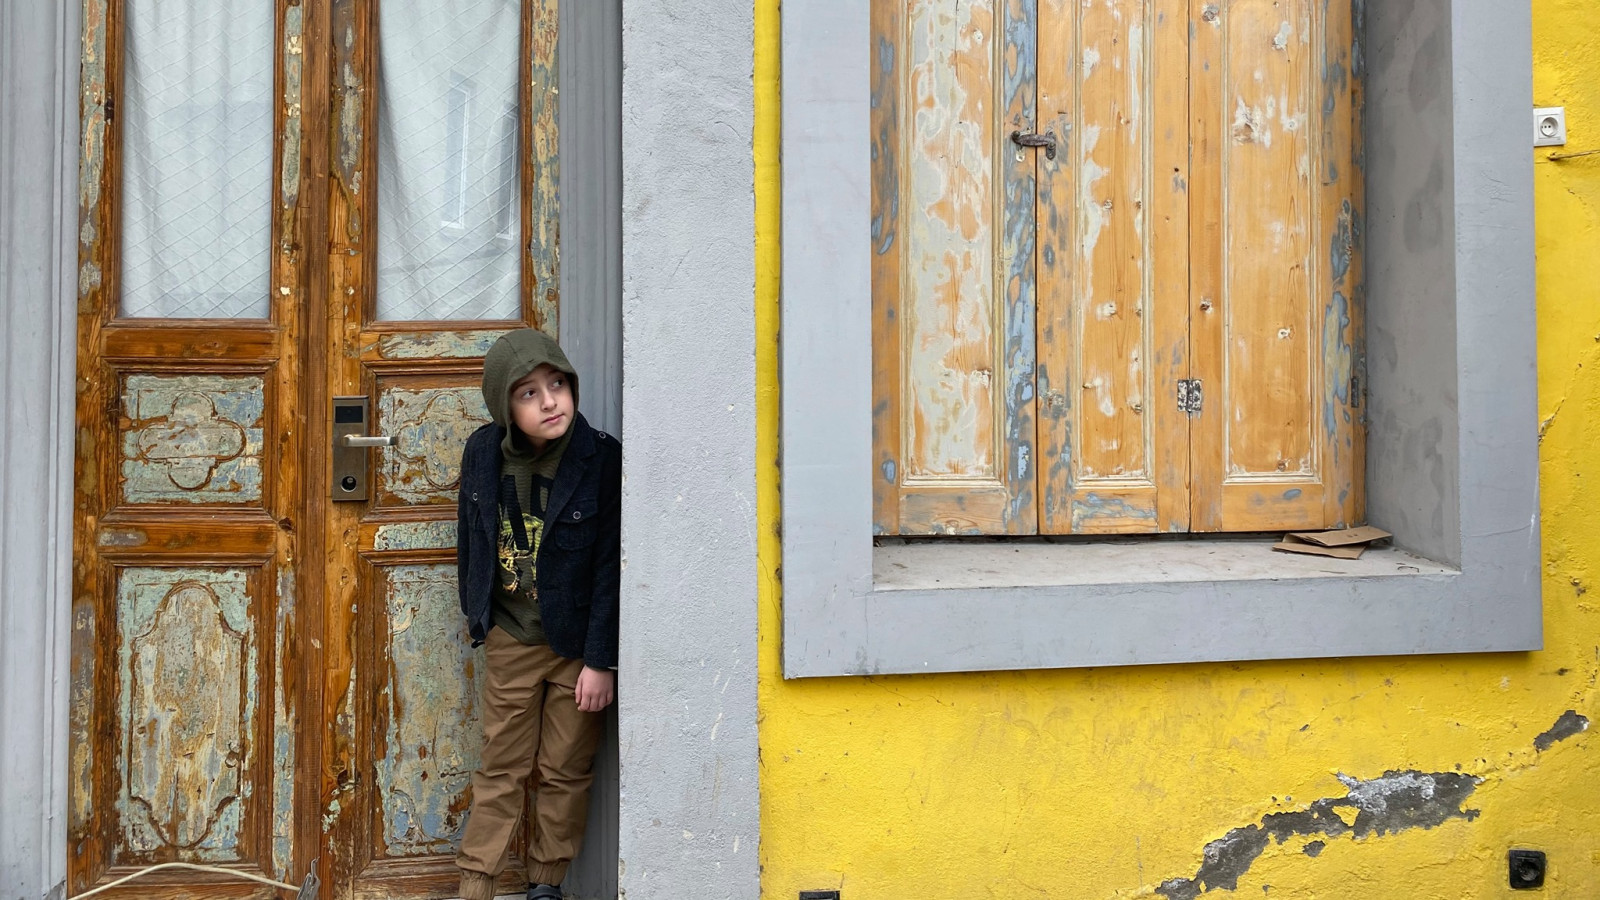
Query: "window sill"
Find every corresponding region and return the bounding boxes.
[873,539,1456,592]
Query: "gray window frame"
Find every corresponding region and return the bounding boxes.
[779,0,1541,678]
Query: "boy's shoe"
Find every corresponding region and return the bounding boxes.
[458,870,497,900]
[527,885,563,900]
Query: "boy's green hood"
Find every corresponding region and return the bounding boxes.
[481,327,579,432]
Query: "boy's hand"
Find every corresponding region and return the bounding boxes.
[575,666,615,712]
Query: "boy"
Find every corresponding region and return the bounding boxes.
[455,328,620,900]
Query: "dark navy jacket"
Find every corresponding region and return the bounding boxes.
[457,412,621,668]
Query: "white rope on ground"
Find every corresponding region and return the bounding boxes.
[72,861,313,898]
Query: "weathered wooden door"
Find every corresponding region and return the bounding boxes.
[871,0,1364,536]
[67,1,612,897]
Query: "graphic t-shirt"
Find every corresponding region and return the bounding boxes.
[491,468,554,644]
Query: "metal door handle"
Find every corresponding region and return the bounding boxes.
[332,396,385,501]
[1010,129,1057,160]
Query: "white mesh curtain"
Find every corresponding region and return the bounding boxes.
[120,2,274,319]
[376,0,522,321]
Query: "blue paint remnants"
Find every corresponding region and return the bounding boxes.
[1321,291,1353,441]
[871,33,899,259]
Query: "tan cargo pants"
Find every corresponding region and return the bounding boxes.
[456,627,605,893]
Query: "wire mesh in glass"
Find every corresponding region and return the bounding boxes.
[119,2,274,319]
[376,0,523,322]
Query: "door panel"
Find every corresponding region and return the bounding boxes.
[319,0,558,896]
[113,567,261,860]
[70,0,307,891]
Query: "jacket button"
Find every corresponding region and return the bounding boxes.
[572,510,582,520]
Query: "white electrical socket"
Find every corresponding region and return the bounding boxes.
[1535,107,1567,147]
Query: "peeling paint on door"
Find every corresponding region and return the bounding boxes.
[373,520,459,551]
[527,0,561,334]
[120,374,266,505]
[272,567,296,877]
[376,385,490,505]
[375,329,510,360]
[378,565,483,855]
[116,568,257,863]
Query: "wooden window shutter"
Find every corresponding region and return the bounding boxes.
[871,0,1363,536]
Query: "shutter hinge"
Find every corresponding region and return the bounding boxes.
[1350,373,1362,409]
[104,95,113,122]
[1177,379,1203,415]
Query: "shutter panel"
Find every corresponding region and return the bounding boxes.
[1189,0,1363,531]
[1034,0,1192,534]
[872,0,1038,535]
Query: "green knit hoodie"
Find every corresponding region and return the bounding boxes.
[480,329,579,645]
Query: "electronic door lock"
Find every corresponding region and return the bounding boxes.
[331,396,391,501]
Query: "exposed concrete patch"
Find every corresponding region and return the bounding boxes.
[1155,770,1480,900]
[1533,710,1589,751]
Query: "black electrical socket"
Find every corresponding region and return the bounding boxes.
[799,892,841,900]
[1509,849,1546,889]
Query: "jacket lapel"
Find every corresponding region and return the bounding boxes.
[542,413,595,526]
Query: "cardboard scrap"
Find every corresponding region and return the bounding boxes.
[1273,526,1392,560]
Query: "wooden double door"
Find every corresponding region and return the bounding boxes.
[68,1,612,897]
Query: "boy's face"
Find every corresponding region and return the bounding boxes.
[508,364,574,449]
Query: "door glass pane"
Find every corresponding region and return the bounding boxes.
[376,0,522,321]
[120,3,274,319]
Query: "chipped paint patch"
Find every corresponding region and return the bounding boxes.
[69,603,96,831]
[378,565,483,854]
[373,520,458,551]
[99,527,148,548]
[1071,493,1159,530]
[272,568,295,877]
[280,5,304,216]
[116,568,257,861]
[120,374,266,505]
[77,0,110,301]
[528,0,561,333]
[1533,710,1589,751]
[376,386,489,505]
[376,329,509,360]
[332,0,364,218]
[1155,770,1480,900]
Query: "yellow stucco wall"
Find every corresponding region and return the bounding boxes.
[755,1,1600,896]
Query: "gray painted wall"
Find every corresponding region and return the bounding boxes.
[560,0,623,440]
[1364,0,1461,566]
[0,1,79,897]
[557,1,623,896]
[618,1,760,897]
